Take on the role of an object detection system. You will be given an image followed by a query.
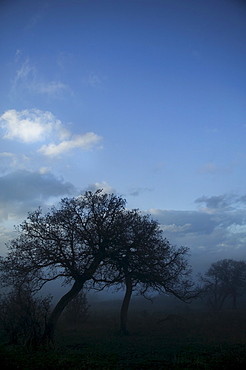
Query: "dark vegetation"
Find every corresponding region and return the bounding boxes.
[199,259,246,310]
[1,296,246,369]
[0,190,246,368]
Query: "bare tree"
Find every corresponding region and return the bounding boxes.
[0,190,126,343]
[200,259,246,310]
[95,210,195,334]
[0,190,197,342]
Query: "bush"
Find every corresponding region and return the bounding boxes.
[0,287,52,348]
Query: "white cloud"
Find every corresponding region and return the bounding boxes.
[161,223,192,233]
[0,152,15,159]
[12,58,70,97]
[83,71,106,88]
[14,49,22,63]
[0,109,102,158]
[85,181,116,194]
[39,167,51,174]
[37,81,67,95]
[0,109,66,143]
[15,58,34,82]
[38,132,102,156]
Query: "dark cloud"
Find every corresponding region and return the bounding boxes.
[195,194,233,210]
[128,187,153,197]
[149,209,216,235]
[238,195,246,204]
[0,169,76,221]
[148,206,246,273]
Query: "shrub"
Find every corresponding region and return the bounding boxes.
[0,287,52,348]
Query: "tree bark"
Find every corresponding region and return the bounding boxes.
[120,275,133,335]
[42,279,84,343]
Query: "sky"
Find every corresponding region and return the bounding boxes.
[0,0,246,275]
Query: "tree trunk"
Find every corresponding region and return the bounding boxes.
[218,293,228,310]
[120,275,133,335]
[42,252,103,344]
[232,291,237,310]
[42,280,84,344]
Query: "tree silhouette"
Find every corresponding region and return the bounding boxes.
[0,190,126,343]
[95,210,195,334]
[200,259,246,310]
[0,190,196,342]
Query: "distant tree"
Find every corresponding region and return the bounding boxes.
[200,259,246,310]
[95,210,196,334]
[0,190,126,343]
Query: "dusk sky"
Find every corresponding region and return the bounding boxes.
[0,0,246,274]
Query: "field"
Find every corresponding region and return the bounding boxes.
[1,298,246,369]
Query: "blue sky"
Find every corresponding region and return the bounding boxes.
[0,0,246,273]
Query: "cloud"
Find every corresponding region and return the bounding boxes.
[0,152,34,177]
[0,152,29,173]
[39,167,51,175]
[238,195,246,204]
[195,194,246,214]
[38,132,102,157]
[0,109,67,143]
[0,225,16,255]
[149,209,217,236]
[148,195,246,272]
[83,71,106,89]
[85,181,116,194]
[15,58,34,82]
[0,109,102,157]
[14,49,22,63]
[161,223,192,233]
[147,208,246,275]
[195,194,234,212]
[36,81,67,95]
[0,169,76,221]
[12,58,69,97]
[128,187,154,197]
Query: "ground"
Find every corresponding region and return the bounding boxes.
[1,305,246,369]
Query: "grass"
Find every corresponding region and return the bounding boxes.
[1,308,246,369]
